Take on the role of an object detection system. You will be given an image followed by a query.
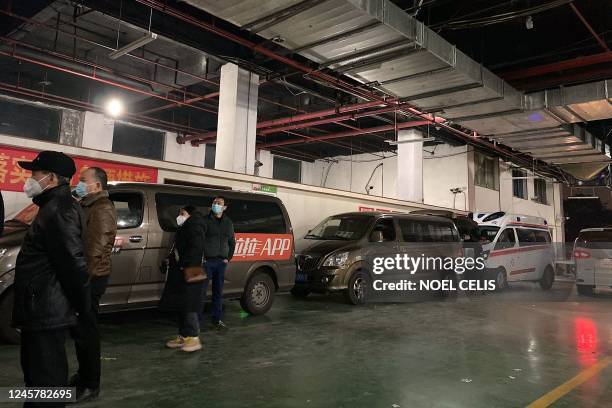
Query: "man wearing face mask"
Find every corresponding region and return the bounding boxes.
[160,206,206,352]
[70,167,117,402]
[202,196,235,330]
[12,151,90,397]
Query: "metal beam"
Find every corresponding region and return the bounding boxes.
[500,51,612,81]
[569,3,609,52]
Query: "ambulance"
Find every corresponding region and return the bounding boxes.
[472,212,555,290]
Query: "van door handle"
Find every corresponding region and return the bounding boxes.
[129,235,143,243]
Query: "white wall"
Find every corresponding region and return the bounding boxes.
[474,160,564,241]
[423,144,469,210]
[81,112,114,151]
[300,144,469,211]
[163,132,205,166]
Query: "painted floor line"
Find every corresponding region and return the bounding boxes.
[526,356,611,408]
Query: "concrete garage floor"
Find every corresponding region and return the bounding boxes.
[0,281,610,408]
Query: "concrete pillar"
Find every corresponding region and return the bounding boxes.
[215,63,259,174]
[396,129,423,202]
[81,112,114,151]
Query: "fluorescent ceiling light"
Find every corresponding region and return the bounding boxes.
[567,196,598,200]
[109,32,158,60]
[385,137,435,145]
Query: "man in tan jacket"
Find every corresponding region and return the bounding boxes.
[71,167,117,403]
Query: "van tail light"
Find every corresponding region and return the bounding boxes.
[573,249,591,260]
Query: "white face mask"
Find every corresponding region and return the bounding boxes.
[176,215,188,226]
[23,174,50,198]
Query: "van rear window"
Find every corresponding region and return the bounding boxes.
[576,231,612,249]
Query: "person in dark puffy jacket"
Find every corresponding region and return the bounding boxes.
[12,151,89,394]
[159,206,206,352]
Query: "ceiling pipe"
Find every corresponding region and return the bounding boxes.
[258,100,387,128]
[0,9,396,138]
[0,36,220,112]
[0,40,218,115]
[177,100,389,143]
[258,105,403,136]
[0,80,210,135]
[134,0,392,104]
[259,121,430,148]
[138,91,220,115]
[0,9,221,89]
[501,51,612,81]
[569,3,610,52]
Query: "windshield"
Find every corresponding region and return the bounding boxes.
[474,226,499,243]
[305,215,373,241]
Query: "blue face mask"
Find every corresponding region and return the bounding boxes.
[74,181,92,198]
[211,203,224,215]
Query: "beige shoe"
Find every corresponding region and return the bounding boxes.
[181,336,202,352]
[165,335,185,349]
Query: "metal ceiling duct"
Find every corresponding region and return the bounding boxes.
[185,0,611,179]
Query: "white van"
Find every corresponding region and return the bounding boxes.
[574,228,612,296]
[472,212,555,290]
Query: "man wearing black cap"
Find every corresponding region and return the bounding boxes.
[12,151,90,400]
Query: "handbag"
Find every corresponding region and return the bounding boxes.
[183,265,207,283]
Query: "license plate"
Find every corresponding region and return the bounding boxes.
[295,273,308,282]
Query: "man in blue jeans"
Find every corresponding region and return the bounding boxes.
[202,196,235,330]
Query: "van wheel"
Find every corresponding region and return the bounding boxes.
[494,268,507,291]
[0,288,19,344]
[345,270,369,305]
[577,285,594,296]
[240,272,275,315]
[539,266,555,290]
[290,286,310,298]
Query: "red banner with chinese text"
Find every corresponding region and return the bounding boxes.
[0,145,158,192]
[232,233,294,261]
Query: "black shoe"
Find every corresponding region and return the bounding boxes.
[73,386,100,404]
[212,320,228,331]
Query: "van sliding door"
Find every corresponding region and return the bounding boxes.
[105,191,147,307]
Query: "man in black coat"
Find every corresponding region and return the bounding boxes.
[12,151,90,399]
[202,196,235,330]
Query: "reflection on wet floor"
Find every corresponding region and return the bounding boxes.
[0,281,610,407]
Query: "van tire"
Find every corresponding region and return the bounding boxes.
[494,268,507,291]
[290,286,310,298]
[345,270,369,305]
[240,272,275,315]
[539,266,555,290]
[577,285,594,296]
[0,288,19,344]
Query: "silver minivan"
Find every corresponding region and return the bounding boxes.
[0,183,295,343]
